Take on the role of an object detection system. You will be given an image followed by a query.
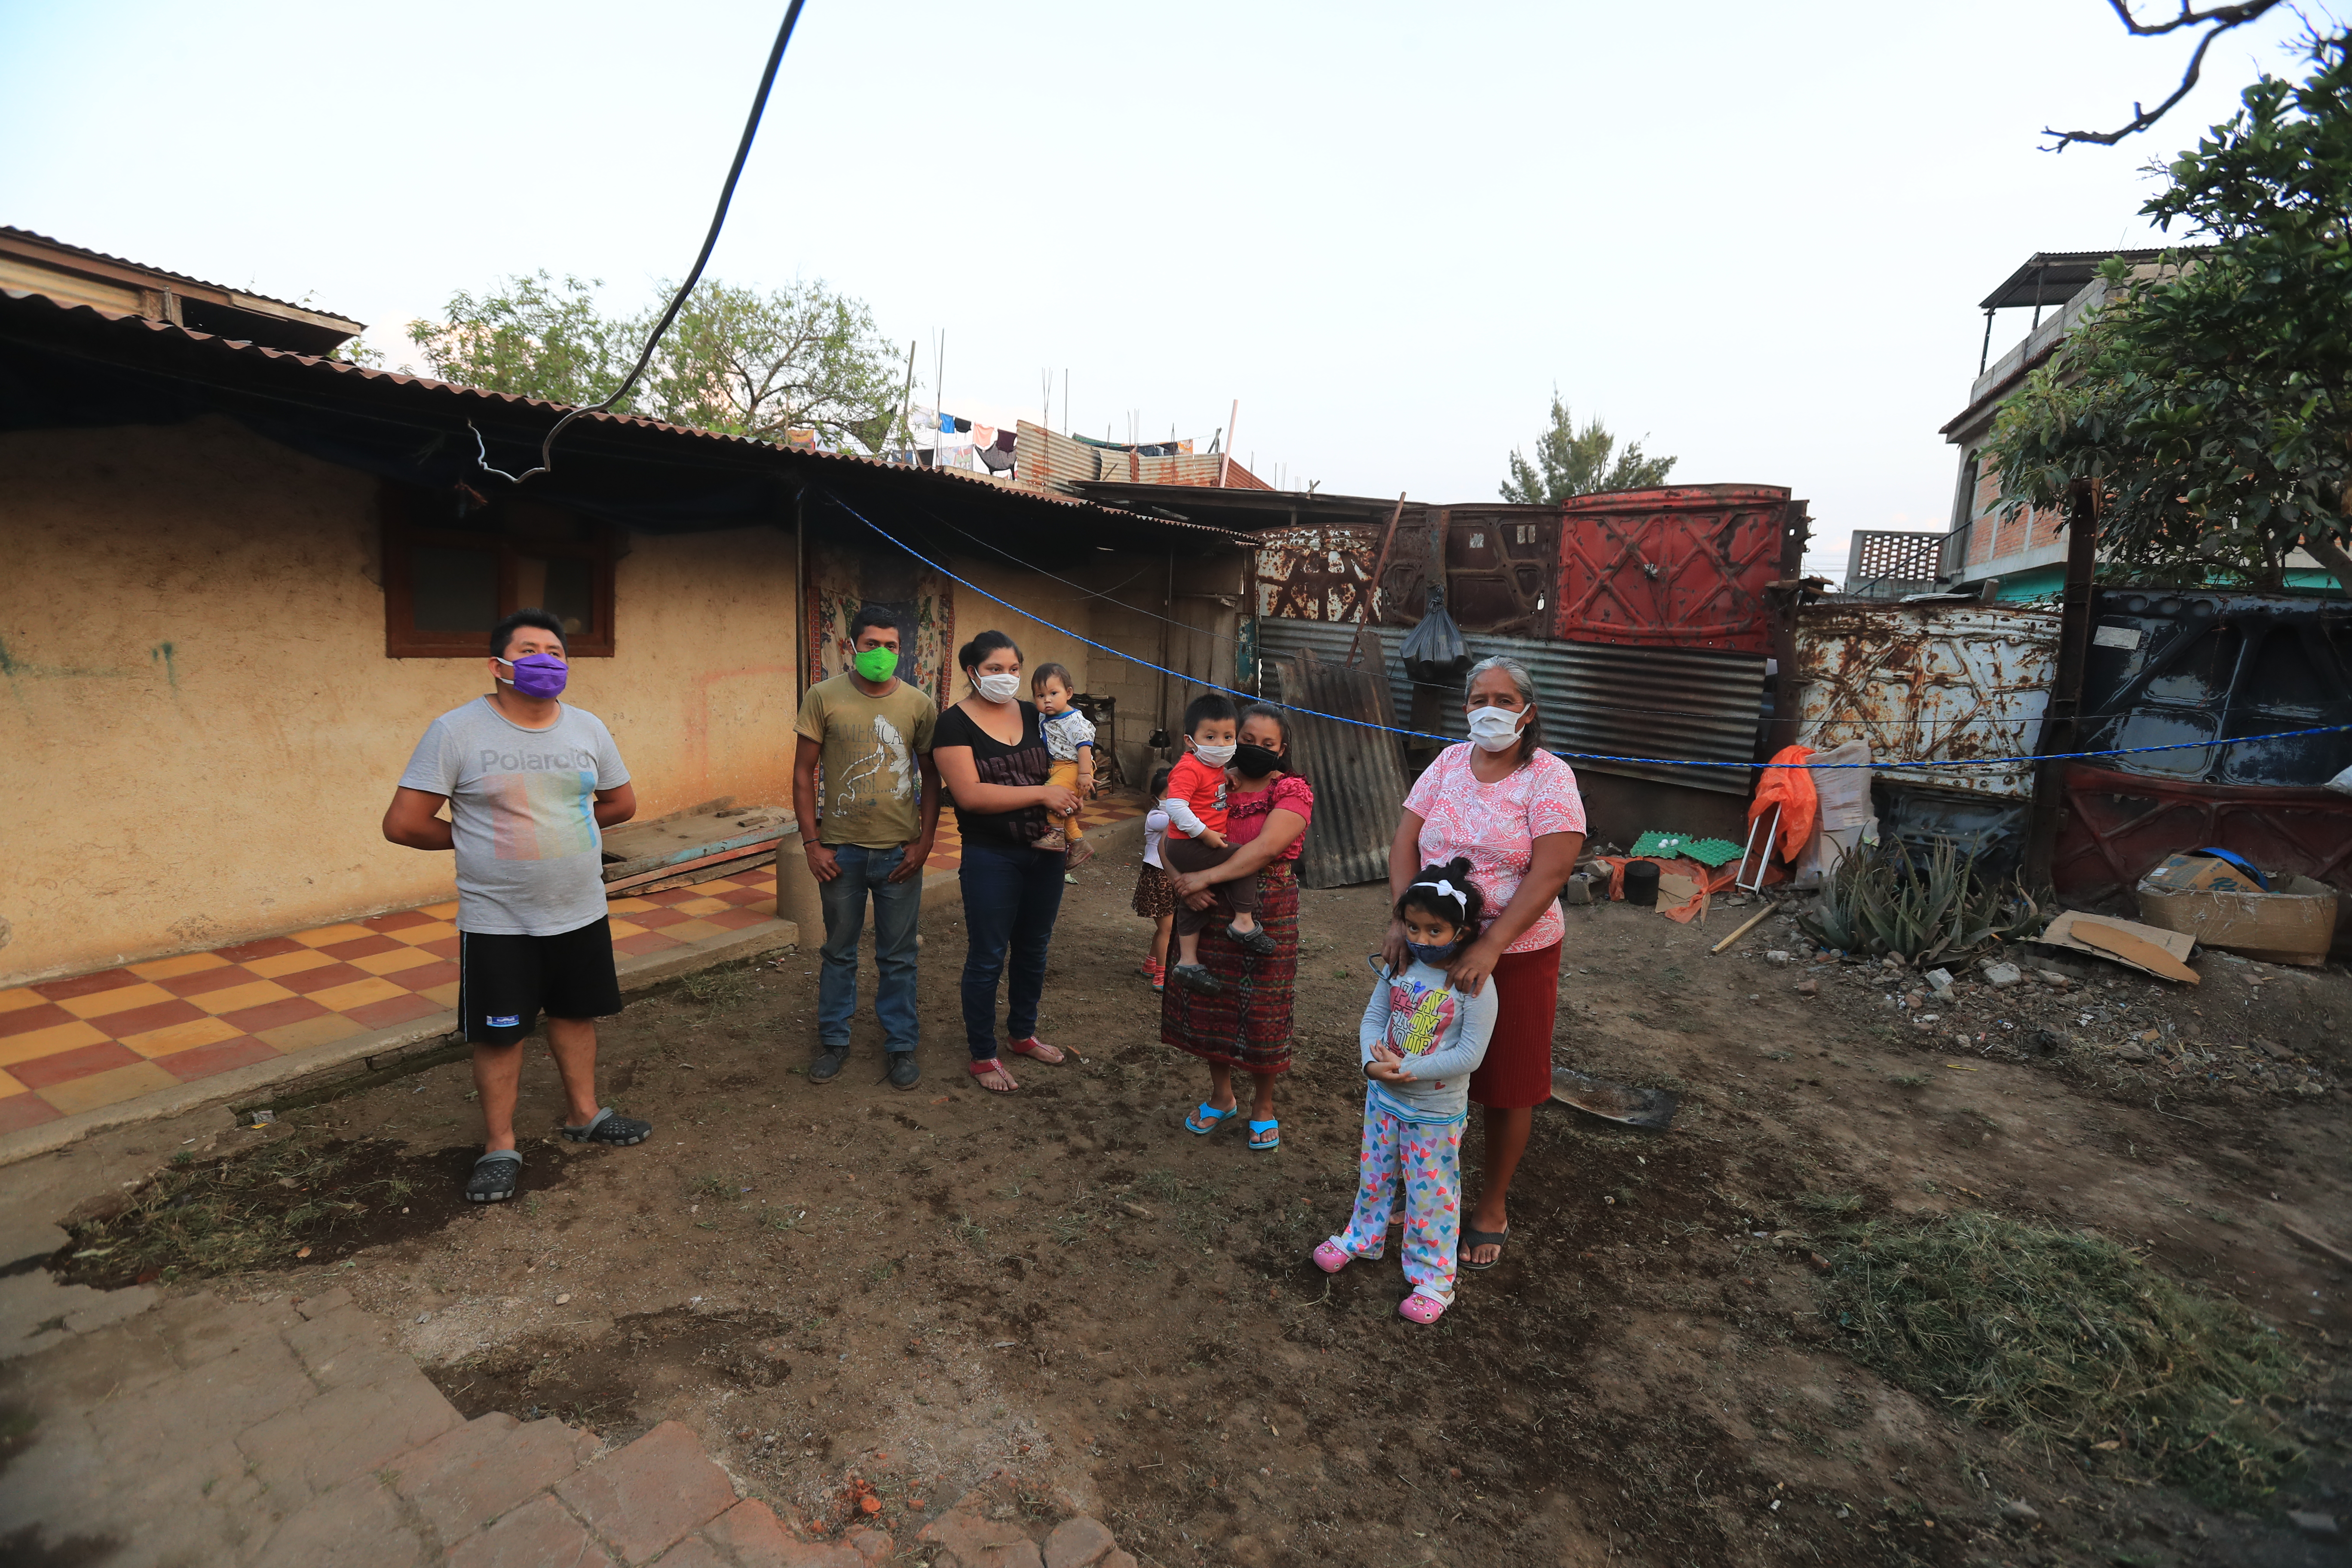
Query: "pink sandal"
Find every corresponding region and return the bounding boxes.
[1313,1240,1351,1274]
[1008,1036,1065,1065]
[968,1058,1018,1093]
[1398,1292,1448,1324]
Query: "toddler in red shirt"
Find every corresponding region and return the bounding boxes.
[1159,693,1271,994]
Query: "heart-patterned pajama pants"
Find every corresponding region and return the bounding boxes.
[1327,1090,1466,1305]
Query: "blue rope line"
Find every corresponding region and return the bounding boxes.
[821,489,2352,772]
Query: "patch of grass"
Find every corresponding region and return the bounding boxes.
[1820,1212,2303,1504]
[1139,1168,1182,1203]
[690,1174,730,1199]
[1798,1191,1863,1216]
[57,1132,408,1284]
[1890,1073,1932,1088]
[681,963,754,1014]
[950,1217,988,1252]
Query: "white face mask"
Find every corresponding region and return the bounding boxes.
[1466,704,1528,753]
[974,671,1022,703]
[1192,742,1237,767]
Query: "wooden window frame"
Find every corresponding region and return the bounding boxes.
[380,482,617,658]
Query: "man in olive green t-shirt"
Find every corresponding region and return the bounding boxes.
[792,606,942,1089]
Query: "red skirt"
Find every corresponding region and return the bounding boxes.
[1469,941,1562,1110]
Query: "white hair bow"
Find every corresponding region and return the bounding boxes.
[1411,877,1465,907]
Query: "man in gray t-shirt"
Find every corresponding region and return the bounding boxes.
[384,610,656,1204]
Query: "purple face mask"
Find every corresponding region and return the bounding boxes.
[497,652,569,700]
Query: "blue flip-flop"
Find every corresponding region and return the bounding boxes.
[1184,1101,1238,1136]
[1247,1118,1281,1152]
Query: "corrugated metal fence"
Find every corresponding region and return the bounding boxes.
[1256,617,1767,793]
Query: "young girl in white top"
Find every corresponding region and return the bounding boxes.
[1314,858,1498,1323]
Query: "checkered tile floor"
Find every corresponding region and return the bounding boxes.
[0,794,1145,1135]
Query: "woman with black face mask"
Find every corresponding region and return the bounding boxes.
[1162,703,1315,1152]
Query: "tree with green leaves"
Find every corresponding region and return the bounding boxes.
[410,273,906,451]
[410,273,637,410]
[1986,32,2352,595]
[1499,393,1676,503]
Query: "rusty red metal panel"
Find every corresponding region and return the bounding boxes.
[1551,485,1794,655]
[2052,763,2352,956]
[1252,525,1382,622]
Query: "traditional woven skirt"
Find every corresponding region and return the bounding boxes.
[1161,861,1299,1075]
[1131,862,1175,919]
[1468,940,1562,1110]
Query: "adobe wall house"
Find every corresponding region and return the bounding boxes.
[0,255,1249,989]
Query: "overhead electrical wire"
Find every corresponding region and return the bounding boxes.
[475,1,807,485]
[821,485,2352,771]
[879,494,2312,739]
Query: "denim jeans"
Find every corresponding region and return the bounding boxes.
[816,843,922,1053]
[957,838,1067,1060]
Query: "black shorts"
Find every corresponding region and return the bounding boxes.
[458,917,623,1046]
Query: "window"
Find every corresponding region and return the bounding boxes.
[380,482,616,657]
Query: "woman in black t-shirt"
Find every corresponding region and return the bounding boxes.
[931,629,1083,1093]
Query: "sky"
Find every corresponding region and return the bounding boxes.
[1,0,2334,580]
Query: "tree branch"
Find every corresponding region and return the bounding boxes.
[2042,0,2284,150]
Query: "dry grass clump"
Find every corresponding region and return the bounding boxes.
[1821,1211,2303,1503]
[59,1132,408,1288]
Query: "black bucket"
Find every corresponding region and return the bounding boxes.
[1623,860,1661,908]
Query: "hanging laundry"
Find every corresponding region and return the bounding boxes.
[993,428,1016,452]
[938,411,955,432]
[784,428,818,451]
[915,449,936,469]
[979,442,1017,474]
[971,424,996,449]
[1176,439,1194,454]
[953,416,972,434]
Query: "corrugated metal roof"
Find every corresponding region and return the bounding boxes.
[1259,618,1767,794]
[1260,636,1411,888]
[0,225,362,328]
[1014,422,1268,496]
[0,288,1256,545]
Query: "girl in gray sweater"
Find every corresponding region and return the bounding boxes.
[1313,858,1498,1323]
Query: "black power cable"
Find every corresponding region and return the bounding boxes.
[480,1,806,485]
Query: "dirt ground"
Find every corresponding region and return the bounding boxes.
[41,843,2352,1568]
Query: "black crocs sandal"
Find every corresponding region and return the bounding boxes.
[467,1150,522,1204]
[561,1107,652,1146]
[1224,922,1278,957]
[1170,963,1222,995]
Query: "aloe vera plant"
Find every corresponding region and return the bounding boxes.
[1799,838,2049,963]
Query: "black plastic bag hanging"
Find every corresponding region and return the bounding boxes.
[1400,584,1471,686]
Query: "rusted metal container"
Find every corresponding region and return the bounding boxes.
[1552,485,1795,656]
[1794,600,2061,799]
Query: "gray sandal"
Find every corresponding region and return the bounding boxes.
[467,1150,522,1204]
[561,1107,652,1146]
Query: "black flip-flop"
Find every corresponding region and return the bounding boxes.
[467,1150,522,1204]
[561,1107,652,1146]
[1460,1225,1510,1271]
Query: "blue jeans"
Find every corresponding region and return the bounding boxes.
[957,838,1067,1061]
[816,844,922,1053]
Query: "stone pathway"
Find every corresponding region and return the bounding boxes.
[0,1280,1142,1568]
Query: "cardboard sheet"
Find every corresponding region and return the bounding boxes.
[2033,910,2198,981]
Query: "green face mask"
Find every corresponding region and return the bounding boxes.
[852,645,899,683]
